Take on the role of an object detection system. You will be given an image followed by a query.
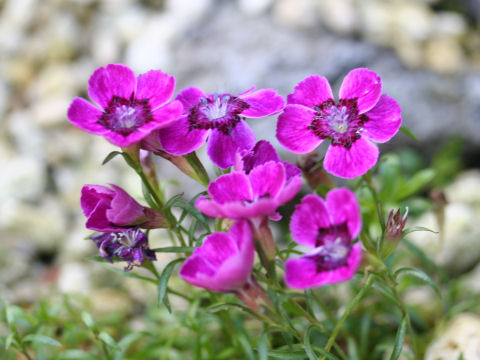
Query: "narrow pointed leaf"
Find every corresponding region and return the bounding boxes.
[389,317,408,360]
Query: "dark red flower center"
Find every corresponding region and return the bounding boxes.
[307,222,352,271]
[309,99,368,149]
[188,94,250,135]
[98,95,154,136]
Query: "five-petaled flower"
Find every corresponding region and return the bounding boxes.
[179,221,254,292]
[277,68,402,178]
[91,229,156,271]
[81,184,168,232]
[68,64,183,147]
[285,188,362,289]
[156,87,285,169]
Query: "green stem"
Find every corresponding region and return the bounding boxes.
[362,175,386,250]
[322,275,375,358]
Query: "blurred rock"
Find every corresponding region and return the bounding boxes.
[408,172,480,274]
[238,0,273,16]
[273,0,318,28]
[425,37,464,74]
[425,313,480,360]
[317,0,357,35]
[58,262,91,295]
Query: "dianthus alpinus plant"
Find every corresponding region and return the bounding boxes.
[3,64,445,360]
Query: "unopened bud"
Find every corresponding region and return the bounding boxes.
[382,208,408,258]
[297,152,334,190]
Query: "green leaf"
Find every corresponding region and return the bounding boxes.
[397,169,435,199]
[5,333,15,350]
[403,226,438,236]
[59,349,96,359]
[81,311,95,330]
[101,151,122,165]
[23,334,61,347]
[304,324,323,360]
[152,246,194,253]
[98,331,118,349]
[372,283,401,307]
[313,347,341,360]
[257,332,268,360]
[390,317,408,360]
[399,126,419,141]
[158,258,185,310]
[395,267,441,296]
[268,350,309,359]
[171,198,209,231]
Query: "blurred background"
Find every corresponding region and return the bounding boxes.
[1,0,480,356]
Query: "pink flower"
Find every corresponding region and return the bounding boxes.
[81,184,167,232]
[234,140,301,180]
[179,221,254,292]
[195,161,302,221]
[285,189,362,289]
[277,68,402,178]
[67,64,183,147]
[157,87,285,169]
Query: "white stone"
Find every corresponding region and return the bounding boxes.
[408,202,480,274]
[445,170,480,204]
[358,0,394,44]
[393,2,433,42]
[238,0,273,16]
[433,11,467,37]
[125,37,172,73]
[425,36,464,74]
[165,0,213,28]
[425,313,480,360]
[58,262,91,295]
[317,0,357,35]
[273,0,318,28]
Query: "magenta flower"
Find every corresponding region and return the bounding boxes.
[234,140,301,180]
[277,68,402,178]
[67,64,183,147]
[81,184,167,232]
[285,188,362,289]
[157,87,285,169]
[195,161,302,221]
[179,221,254,292]
[91,229,156,271]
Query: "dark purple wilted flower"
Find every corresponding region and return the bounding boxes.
[91,229,156,271]
[157,87,284,169]
[179,221,254,292]
[234,140,301,180]
[67,64,182,147]
[277,68,402,178]
[285,189,362,289]
[81,184,168,232]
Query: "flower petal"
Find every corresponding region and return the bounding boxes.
[88,64,136,108]
[102,129,150,147]
[106,184,145,226]
[287,75,334,107]
[363,94,402,143]
[323,137,379,178]
[158,115,208,155]
[195,196,278,220]
[239,89,285,118]
[207,121,256,169]
[150,100,183,129]
[237,140,281,173]
[290,194,331,247]
[85,199,119,232]
[326,188,362,239]
[81,185,114,217]
[207,172,253,204]
[175,86,206,111]
[248,161,285,199]
[67,98,107,135]
[339,68,382,114]
[276,104,322,153]
[275,176,302,205]
[135,70,175,110]
[284,243,362,289]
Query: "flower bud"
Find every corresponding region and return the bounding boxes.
[382,208,408,258]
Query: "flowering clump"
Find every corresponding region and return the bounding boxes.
[277,68,402,178]
[81,184,167,232]
[157,87,284,168]
[67,64,182,147]
[91,229,156,271]
[285,188,362,289]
